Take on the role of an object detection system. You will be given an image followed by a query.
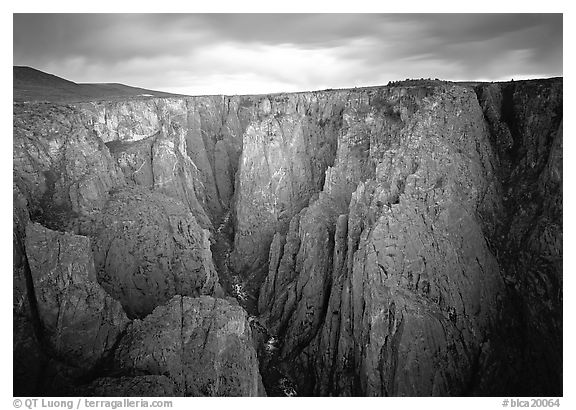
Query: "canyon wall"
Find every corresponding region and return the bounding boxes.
[229,93,342,281]
[256,84,506,395]
[473,80,563,395]
[13,78,562,396]
[12,98,265,395]
[243,80,562,396]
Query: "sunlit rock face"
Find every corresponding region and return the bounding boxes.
[13,78,562,397]
[229,93,342,281]
[13,103,126,233]
[91,187,224,319]
[79,96,250,226]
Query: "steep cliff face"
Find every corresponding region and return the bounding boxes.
[230,93,342,282]
[13,103,128,395]
[113,295,266,397]
[472,79,563,395]
[13,103,125,233]
[257,85,506,395]
[11,99,259,395]
[25,222,129,371]
[13,78,562,397]
[91,187,223,318]
[78,96,251,226]
[254,80,561,396]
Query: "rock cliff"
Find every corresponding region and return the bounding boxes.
[472,79,563,396]
[13,77,562,396]
[114,295,265,396]
[257,84,505,395]
[91,187,223,318]
[229,93,342,284]
[25,222,129,371]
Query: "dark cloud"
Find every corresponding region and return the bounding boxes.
[13,13,563,95]
[331,14,562,80]
[195,14,385,48]
[13,14,212,63]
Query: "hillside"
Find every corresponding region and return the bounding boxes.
[13,66,184,103]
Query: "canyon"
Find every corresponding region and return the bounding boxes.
[13,75,562,396]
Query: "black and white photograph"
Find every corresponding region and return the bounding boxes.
[10,8,565,402]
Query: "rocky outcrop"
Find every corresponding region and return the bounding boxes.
[79,96,251,225]
[105,123,212,230]
[92,187,223,318]
[114,295,266,397]
[13,183,49,396]
[12,96,261,396]
[24,222,129,373]
[13,103,125,233]
[256,83,556,396]
[230,94,342,280]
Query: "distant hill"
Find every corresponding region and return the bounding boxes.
[13,66,185,103]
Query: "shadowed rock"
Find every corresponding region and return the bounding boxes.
[24,222,129,373]
[114,295,266,397]
[73,376,178,397]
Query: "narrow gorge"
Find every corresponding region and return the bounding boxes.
[13,78,562,396]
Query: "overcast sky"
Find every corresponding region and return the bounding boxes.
[13,13,563,96]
